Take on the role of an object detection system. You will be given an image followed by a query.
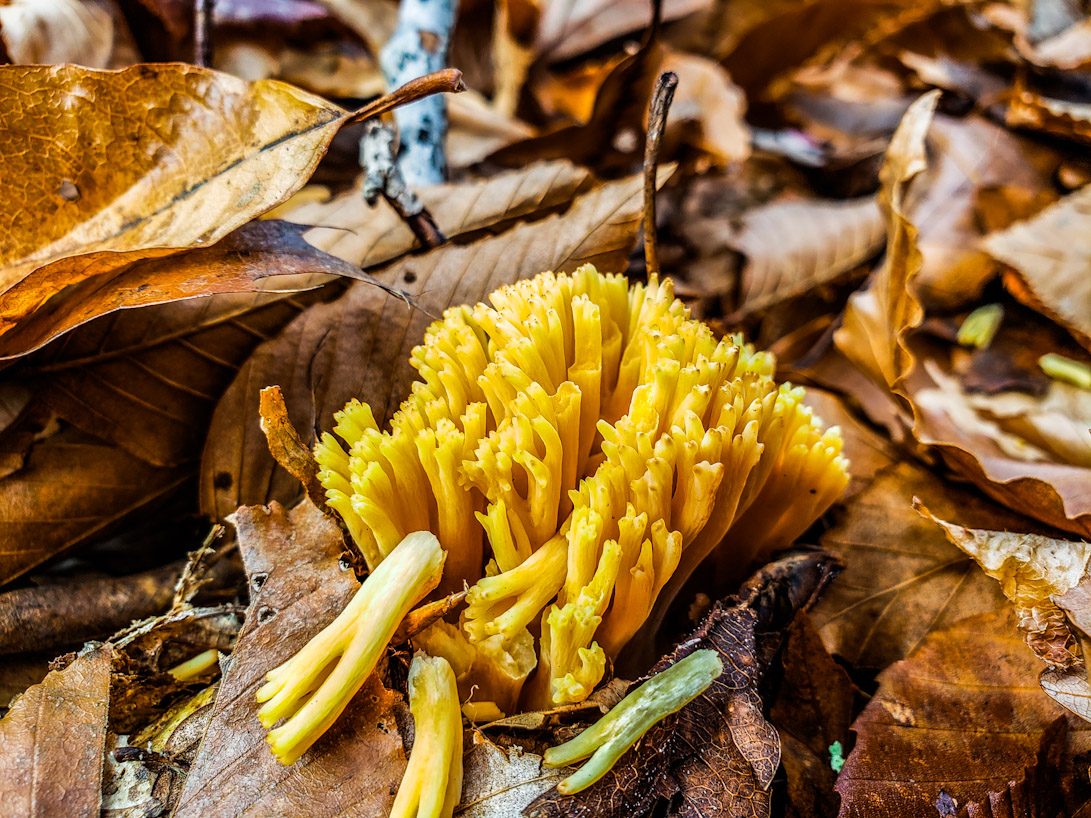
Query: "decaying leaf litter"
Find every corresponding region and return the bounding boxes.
[4,1,1091,817]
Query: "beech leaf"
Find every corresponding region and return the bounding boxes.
[0,644,113,817]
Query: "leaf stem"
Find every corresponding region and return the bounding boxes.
[642,72,678,277]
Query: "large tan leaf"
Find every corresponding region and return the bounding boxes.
[0,429,189,584]
[833,90,936,390]
[985,184,1091,353]
[811,462,1011,669]
[200,170,661,520]
[0,645,113,817]
[730,195,884,315]
[835,610,1091,816]
[287,159,594,268]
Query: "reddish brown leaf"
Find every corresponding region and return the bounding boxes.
[0,429,189,585]
[174,500,407,816]
[0,644,113,817]
[200,171,658,519]
[258,384,326,512]
[0,221,364,362]
[835,610,1091,817]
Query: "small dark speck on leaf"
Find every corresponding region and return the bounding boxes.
[57,179,80,201]
[403,270,417,284]
[213,471,233,490]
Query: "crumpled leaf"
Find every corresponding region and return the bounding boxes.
[258,385,327,512]
[200,169,665,519]
[917,503,1091,669]
[835,609,1091,817]
[173,500,407,816]
[0,220,364,362]
[811,462,1011,669]
[0,0,113,68]
[833,90,937,390]
[460,735,566,818]
[0,428,189,585]
[286,159,593,269]
[0,563,179,655]
[1007,86,1091,147]
[534,0,707,63]
[729,195,884,316]
[769,615,857,818]
[0,643,113,817]
[524,550,841,818]
[984,184,1091,354]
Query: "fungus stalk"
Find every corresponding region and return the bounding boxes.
[390,653,463,818]
[257,531,445,765]
[543,648,723,794]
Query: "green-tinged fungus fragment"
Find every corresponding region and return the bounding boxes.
[957,303,1004,349]
[168,648,219,682]
[390,653,464,818]
[256,531,445,765]
[542,648,723,794]
[1039,352,1091,390]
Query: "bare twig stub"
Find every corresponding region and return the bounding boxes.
[345,68,465,126]
[257,386,330,516]
[359,119,446,249]
[643,72,678,276]
[193,0,213,67]
[380,0,460,187]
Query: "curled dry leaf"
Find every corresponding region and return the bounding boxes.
[534,0,708,63]
[0,0,113,68]
[835,610,1091,817]
[985,183,1091,354]
[174,500,408,816]
[833,90,937,390]
[811,462,1011,669]
[0,220,365,362]
[200,169,664,519]
[0,428,189,585]
[916,503,1090,669]
[0,563,179,655]
[0,644,113,817]
[1007,87,1091,147]
[524,550,840,818]
[258,385,326,512]
[729,195,884,316]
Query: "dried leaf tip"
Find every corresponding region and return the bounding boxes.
[390,653,463,818]
[542,649,723,795]
[256,531,445,765]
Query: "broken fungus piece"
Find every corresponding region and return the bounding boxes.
[308,265,847,717]
[256,531,445,765]
[543,648,723,794]
[390,653,464,818]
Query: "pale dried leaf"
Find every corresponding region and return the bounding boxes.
[459,736,564,818]
[0,0,113,67]
[659,50,751,166]
[917,502,1091,668]
[535,0,708,62]
[730,196,883,315]
[984,184,1091,353]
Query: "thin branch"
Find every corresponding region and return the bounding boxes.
[194,0,214,67]
[643,71,678,276]
[344,68,466,126]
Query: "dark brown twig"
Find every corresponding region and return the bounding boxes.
[643,71,678,276]
[194,0,214,67]
[344,68,466,126]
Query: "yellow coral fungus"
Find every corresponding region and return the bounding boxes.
[271,264,847,762]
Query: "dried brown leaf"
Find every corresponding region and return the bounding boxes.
[524,550,840,818]
[287,159,593,269]
[811,462,1012,669]
[258,385,326,511]
[174,500,407,816]
[0,221,363,362]
[535,0,707,62]
[833,91,937,390]
[200,170,662,519]
[0,644,113,817]
[731,196,884,315]
[0,429,189,585]
[985,184,1091,354]
[1007,87,1091,146]
[835,610,1091,817]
